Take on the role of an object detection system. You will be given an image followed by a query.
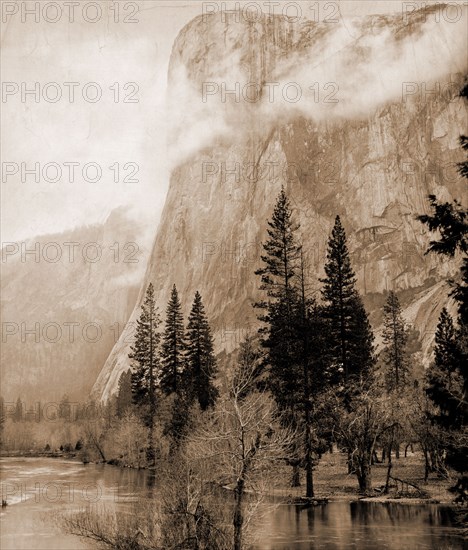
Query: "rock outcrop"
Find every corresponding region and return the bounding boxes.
[92,6,467,401]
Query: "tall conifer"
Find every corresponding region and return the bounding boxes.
[320,216,374,385]
[128,283,161,465]
[160,284,186,395]
[185,291,218,410]
[381,291,409,391]
[129,283,161,415]
[426,308,464,427]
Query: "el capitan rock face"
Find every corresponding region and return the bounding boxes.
[92,8,467,401]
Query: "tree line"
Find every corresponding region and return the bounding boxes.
[115,284,218,462]
[252,184,466,497]
[66,172,465,548]
[120,81,467,514]
[120,178,466,496]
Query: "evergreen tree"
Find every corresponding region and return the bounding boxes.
[417,81,468,411]
[185,291,218,410]
[417,195,467,256]
[418,194,467,325]
[426,308,464,428]
[264,296,302,407]
[434,308,458,371]
[160,284,186,395]
[457,81,468,178]
[163,393,193,456]
[381,291,410,392]
[255,186,302,404]
[417,81,468,475]
[297,280,331,495]
[255,186,301,302]
[320,215,374,385]
[116,370,133,418]
[129,283,161,429]
[255,189,327,497]
[417,82,467,325]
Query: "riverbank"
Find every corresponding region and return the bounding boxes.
[2,456,466,550]
[254,450,465,506]
[2,448,465,507]
[0,449,79,459]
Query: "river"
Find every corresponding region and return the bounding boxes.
[1,457,465,549]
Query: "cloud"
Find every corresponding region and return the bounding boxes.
[268,11,467,121]
[166,6,468,168]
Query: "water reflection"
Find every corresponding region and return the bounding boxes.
[256,501,466,549]
[1,458,465,550]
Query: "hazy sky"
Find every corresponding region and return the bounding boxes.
[0,1,458,242]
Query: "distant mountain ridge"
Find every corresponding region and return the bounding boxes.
[1,208,149,402]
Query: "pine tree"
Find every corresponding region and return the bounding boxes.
[417,83,467,325]
[129,283,161,427]
[264,297,301,407]
[381,291,410,391]
[417,82,468,417]
[457,81,468,177]
[297,282,330,496]
[255,186,301,303]
[434,308,458,372]
[255,186,302,405]
[426,308,464,427]
[185,291,218,410]
[417,82,468,475]
[160,284,186,395]
[116,370,133,418]
[320,216,374,385]
[255,189,327,497]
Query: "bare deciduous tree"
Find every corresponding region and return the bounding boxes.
[189,346,295,550]
[332,382,395,494]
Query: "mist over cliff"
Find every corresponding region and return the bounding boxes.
[92,5,467,402]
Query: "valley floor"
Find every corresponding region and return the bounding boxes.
[252,451,461,505]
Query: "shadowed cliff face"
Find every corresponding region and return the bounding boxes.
[92,8,467,401]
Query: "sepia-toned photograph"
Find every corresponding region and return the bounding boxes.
[1,1,467,548]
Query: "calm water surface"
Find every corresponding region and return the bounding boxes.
[1,457,466,550]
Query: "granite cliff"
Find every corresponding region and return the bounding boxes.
[92,6,467,401]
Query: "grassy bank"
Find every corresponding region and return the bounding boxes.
[250,450,463,505]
